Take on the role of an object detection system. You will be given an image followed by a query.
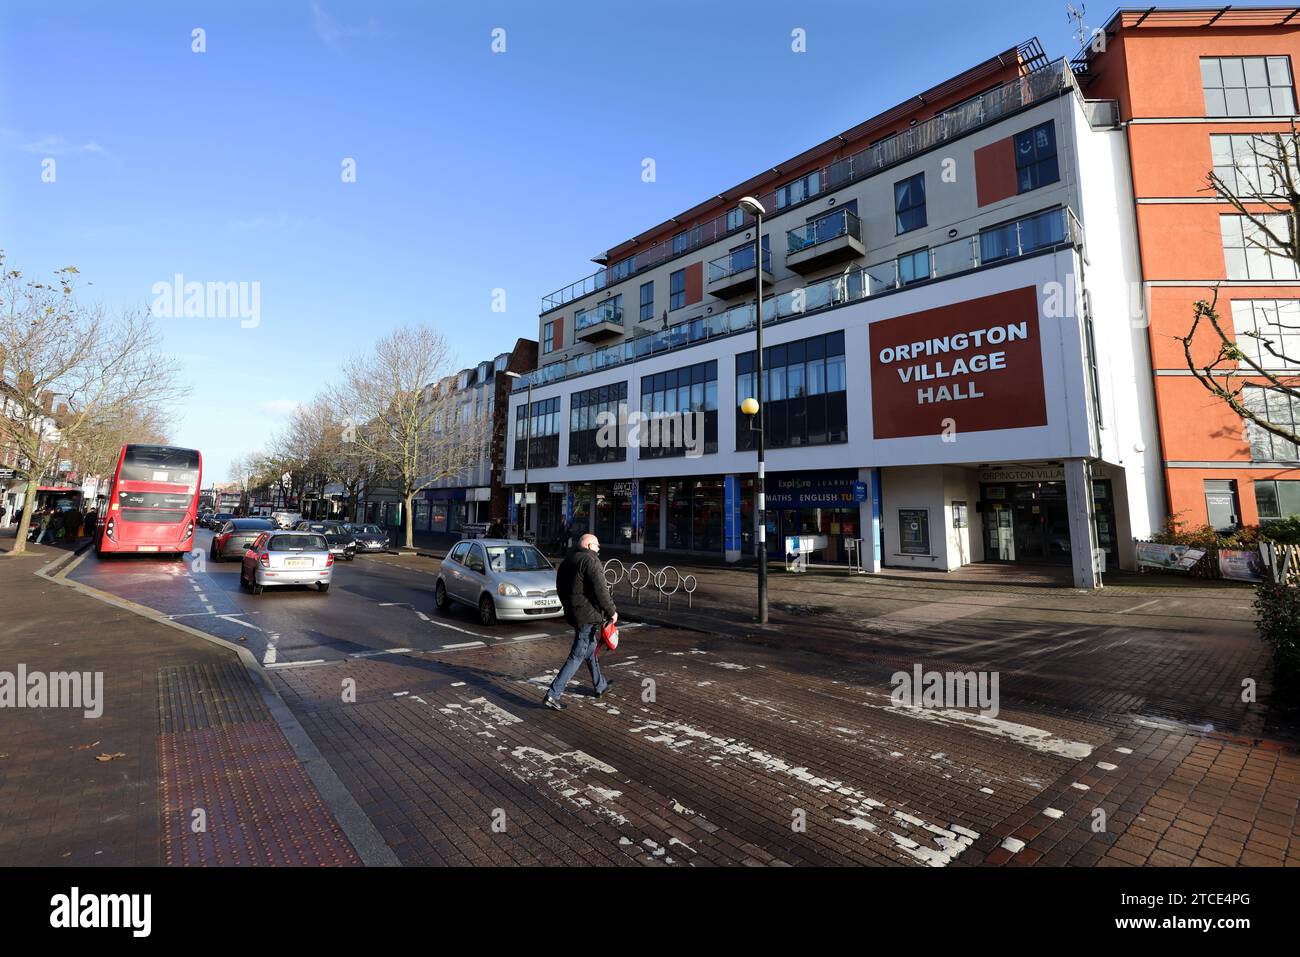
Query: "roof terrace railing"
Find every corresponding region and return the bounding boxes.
[514,206,1082,393]
[540,57,1075,313]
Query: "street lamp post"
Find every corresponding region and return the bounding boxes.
[738,196,768,625]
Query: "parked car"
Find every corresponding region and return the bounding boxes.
[210,518,276,561]
[239,531,333,595]
[434,538,561,626]
[293,520,356,561]
[270,510,303,529]
[349,523,389,553]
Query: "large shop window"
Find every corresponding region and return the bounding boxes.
[569,381,628,465]
[1256,479,1300,521]
[514,396,560,469]
[736,331,847,451]
[1243,386,1300,461]
[639,361,718,459]
[663,478,723,552]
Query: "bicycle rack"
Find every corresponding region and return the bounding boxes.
[656,565,681,609]
[627,561,651,604]
[603,558,625,588]
[682,573,698,608]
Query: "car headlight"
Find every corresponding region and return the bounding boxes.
[497,582,521,597]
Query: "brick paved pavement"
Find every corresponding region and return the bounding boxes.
[0,544,359,866]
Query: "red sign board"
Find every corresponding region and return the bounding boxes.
[869,285,1047,439]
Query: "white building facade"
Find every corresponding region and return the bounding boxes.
[506,48,1163,587]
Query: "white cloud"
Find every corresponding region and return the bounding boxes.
[311,1,381,50]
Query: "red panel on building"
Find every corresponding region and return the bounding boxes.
[869,285,1047,439]
[684,262,703,305]
[973,136,1018,207]
[552,315,563,350]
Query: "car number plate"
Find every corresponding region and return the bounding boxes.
[535,597,559,606]
[136,546,159,552]
[285,558,311,568]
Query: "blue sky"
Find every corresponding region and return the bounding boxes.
[1,0,1114,481]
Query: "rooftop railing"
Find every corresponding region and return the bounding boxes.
[513,206,1082,393]
[540,57,1075,313]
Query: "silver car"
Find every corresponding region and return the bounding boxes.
[434,538,562,625]
[239,530,334,595]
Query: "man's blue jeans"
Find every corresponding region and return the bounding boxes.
[547,623,607,700]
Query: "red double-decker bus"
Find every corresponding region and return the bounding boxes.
[96,444,202,557]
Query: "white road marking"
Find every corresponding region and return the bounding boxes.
[1118,598,1161,615]
[265,659,327,669]
[441,641,485,650]
[349,647,414,658]
[1000,837,1026,853]
[1096,761,1118,771]
[1043,808,1064,819]
[262,632,280,666]
[513,632,549,641]
[217,615,260,631]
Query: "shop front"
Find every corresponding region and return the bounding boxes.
[763,469,865,564]
[978,466,1117,567]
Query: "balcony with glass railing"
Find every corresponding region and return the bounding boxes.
[540,57,1079,314]
[786,208,866,274]
[514,207,1082,394]
[706,244,774,298]
[573,299,624,342]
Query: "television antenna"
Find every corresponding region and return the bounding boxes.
[1066,3,1088,46]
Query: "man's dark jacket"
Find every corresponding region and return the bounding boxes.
[556,546,617,628]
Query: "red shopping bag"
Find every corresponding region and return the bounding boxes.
[600,618,619,651]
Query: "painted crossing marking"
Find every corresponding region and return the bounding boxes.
[265,658,328,669]
[1118,598,1161,615]
[217,614,260,631]
[512,632,550,641]
[441,641,486,650]
[349,647,414,658]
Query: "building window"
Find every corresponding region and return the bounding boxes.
[1015,121,1059,193]
[639,361,718,459]
[894,172,926,234]
[670,268,686,310]
[639,281,654,323]
[979,207,1067,263]
[542,320,556,354]
[568,382,628,465]
[1221,214,1299,280]
[898,247,930,284]
[1201,56,1295,117]
[514,396,560,469]
[775,172,821,209]
[1256,479,1300,520]
[736,331,847,451]
[1210,133,1294,196]
[1231,300,1300,369]
[1243,385,1300,461]
[727,207,745,231]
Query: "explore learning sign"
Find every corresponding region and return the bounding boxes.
[869,285,1047,439]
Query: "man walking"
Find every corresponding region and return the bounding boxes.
[543,532,616,711]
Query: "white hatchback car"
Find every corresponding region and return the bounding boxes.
[240,530,334,594]
[435,538,562,625]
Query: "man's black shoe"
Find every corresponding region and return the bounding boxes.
[543,694,565,711]
[595,682,613,699]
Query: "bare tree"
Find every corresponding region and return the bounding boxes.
[331,325,486,548]
[1185,128,1300,453]
[0,254,186,553]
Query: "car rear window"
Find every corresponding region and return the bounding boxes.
[232,519,273,530]
[270,534,327,551]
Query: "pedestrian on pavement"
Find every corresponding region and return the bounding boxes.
[64,507,82,540]
[33,508,52,544]
[84,507,98,539]
[487,517,506,538]
[543,532,616,711]
[0,504,7,528]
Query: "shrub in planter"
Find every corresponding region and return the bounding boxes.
[1254,582,1300,685]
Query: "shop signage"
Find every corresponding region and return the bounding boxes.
[852,480,869,503]
[724,476,741,552]
[549,483,566,493]
[1135,542,1206,571]
[1218,548,1265,582]
[977,466,1065,483]
[767,470,860,509]
[869,285,1047,439]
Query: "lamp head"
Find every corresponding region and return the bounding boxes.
[738,196,766,218]
[740,397,760,416]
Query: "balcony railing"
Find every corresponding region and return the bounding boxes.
[540,57,1075,313]
[787,208,862,253]
[574,299,624,331]
[514,207,1082,393]
[707,245,773,283]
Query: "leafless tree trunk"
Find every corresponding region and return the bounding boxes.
[0,255,186,554]
[330,325,486,549]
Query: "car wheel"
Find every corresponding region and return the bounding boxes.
[435,579,450,611]
[318,582,330,593]
[478,594,497,627]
